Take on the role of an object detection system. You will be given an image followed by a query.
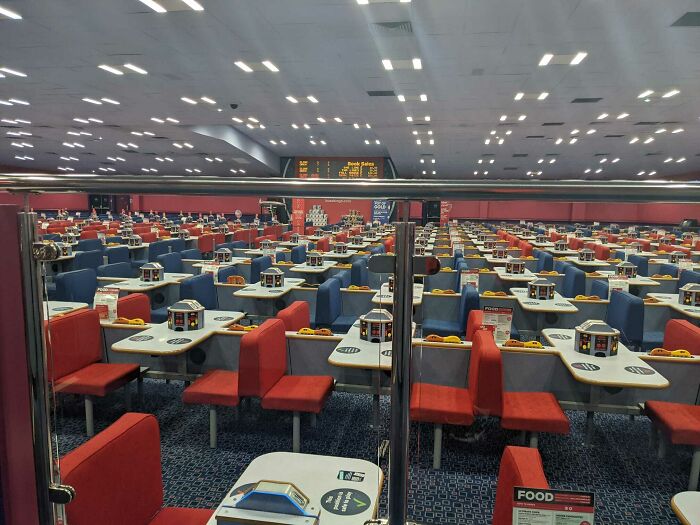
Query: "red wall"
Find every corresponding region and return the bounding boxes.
[0,192,89,210]
[132,194,264,214]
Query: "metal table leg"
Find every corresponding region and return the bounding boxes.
[586,385,601,446]
[371,369,380,430]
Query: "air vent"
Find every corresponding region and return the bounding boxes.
[481,153,495,157]
[123,149,138,153]
[672,13,700,26]
[525,135,545,139]
[590,121,610,125]
[373,21,413,34]
[571,98,602,103]
[367,90,396,97]
[545,153,560,157]
[635,121,659,126]
[35,125,54,129]
[542,122,564,126]
[645,152,662,156]
[604,134,625,138]
[503,167,518,170]
[513,153,529,157]
[593,153,610,157]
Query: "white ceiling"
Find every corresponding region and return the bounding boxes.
[2,0,700,180]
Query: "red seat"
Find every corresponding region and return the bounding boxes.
[492,446,549,525]
[519,241,533,257]
[466,310,484,342]
[62,413,213,525]
[47,309,140,435]
[664,319,700,355]
[117,293,151,322]
[276,301,311,331]
[594,244,611,260]
[183,370,239,407]
[410,383,474,427]
[239,319,334,452]
[80,230,98,240]
[335,232,348,244]
[198,233,216,254]
[315,237,330,252]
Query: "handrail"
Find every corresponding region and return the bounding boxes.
[1,174,699,202]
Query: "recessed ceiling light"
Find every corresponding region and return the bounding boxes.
[291,123,299,129]
[629,137,639,144]
[595,168,602,174]
[183,142,194,148]
[662,89,680,98]
[648,171,656,176]
[571,129,580,135]
[232,117,244,123]
[425,115,431,121]
[617,112,629,119]
[181,97,198,105]
[382,59,393,71]
[537,92,549,100]
[151,117,165,123]
[539,53,554,66]
[637,171,645,176]
[334,117,342,123]
[518,114,526,121]
[412,58,422,70]
[165,117,179,123]
[505,130,512,135]
[549,158,556,164]
[15,118,30,124]
[269,140,277,145]
[484,139,490,145]
[356,0,369,4]
[200,96,216,104]
[317,117,326,123]
[143,131,154,136]
[9,98,29,105]
[365,139,370,145]
[584,169,591,174]
[611,158,620,163]
[303,123,310,129]
[672,128,684,134]
[478,159,483,164]
[514,92,524,101]
[643,137,654,144]
[261,60,279,72]
[98,64,123,75]
[280,140,286,145]
[420,159,425,164]
[555,138,563,145]
[638,90,654,99]
[570,52,588,65]
[173,142,183,148]
[419,94,427,101]
[655,128,667,134]
[664,157,673,163]
[286,96,299,103]
[138,0,167,13]
[586,129,596,134]
[365,123,371,129]
[82,97,102,105]
[499,115,507,121]
[0,99,13,106]
[234,61,253,73]
[248,117,259,123]
[0,5,22,19]
[569,138,577,144]
[131,131,143,136]
[537,158,544,164]
[397,95,406,102]
[677,157,686,163]
[124,63,148,74]
[490,130,496,135]
[406,116,413,122]
[307,96,318,103]
[375,139,380,145]
[310,140,317,145]
[496,139,502,145]
[101,97,119,105]
[597,113,609,120]
[0,67,26,77]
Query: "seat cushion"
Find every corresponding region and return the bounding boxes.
[183,370,239,407]
[410,382,474,426]
[501,392,570,434]
[331,315,357,334]
[150,507,214,525]
[422,319,462,337]
[54,363,140,397]
[646,400,700,446]
[261,375,334,413]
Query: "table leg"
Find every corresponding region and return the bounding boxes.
[371,370,380,431]
[585,386,601,446]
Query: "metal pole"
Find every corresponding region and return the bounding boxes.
[18,212,55,524]
[388,219,415,525]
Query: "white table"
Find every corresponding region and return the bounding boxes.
[648,293,700,320]
[233,277,305,299]
[543,328,668,444]
[208,452,382,525]
[510,287,578,331]
[43,301,88,318]
[104,272,192,293]
[530,241,554,248]
[371,283,424,307]
[192,257,249,271]
[494,266,537,283]
[485,254,512,265]
[564,256,611,269]
[346,242,371,251]
[322,250,359,261]
[596,270,660,288]
[672,491,700,525]
[544,248,580,257]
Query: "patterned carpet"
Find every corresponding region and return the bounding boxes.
[54,379,687,524]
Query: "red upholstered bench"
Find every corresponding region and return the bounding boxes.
[492,446,550,525]
[183,370,239,448]
[466,309,484,342]
[276,301,311,332]
[47,309,141,436]
[62,413,213,525]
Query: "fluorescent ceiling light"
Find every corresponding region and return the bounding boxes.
[569,138,577,144]
[617,112,629,119]
[0,5,22,19]
[357,0,369,4]
[291,123,299,129]
[173,142,183,148]
[286,96,298,103]
[0,67,26,77]
[181,0,204,11]
[629,137,639,144]
[334,117,342,123]
[98,64,123,75]
[597,113,608,120]
[200,96,216,104]
[499,115,507,121]
[514,92,524,100]
[365,139,370,145]
[595,168,602,174]
[382,59,393,71]
[648,171,656,176]
[261,60,279,72]
[124,63,148,74]
[537,92,549,100]
[183,142,194,148]
[137,0,167,13]
[307,96,318,103]
[166,117,179,123]
[538,53,553,66]
[584,169,591,174]
[655,128,666,134]
[571,129,579,135]
[234,61,253,73]
[0,99,13,105]
[248,117,259,123]
[570,52,587,65]
[643,137,654,144]
[586,129,596,134]
[638,90,654,99]
[181,97,197,104]
[555,138,563,145]
[419,93,427,101]
[412,58,422,70]
[280,140,286,145]
[366,123,371,128]
[672,128,684,133]
[303,123,310,129]
[425,115,431,121]
[637,171,645,176]
[9,98,28,105]
[664,157,673,163]
[317,117,326,122]
[101,97,119,105]
[82,98,102,105]
[353,122,360,128]
[662,89,680,98]
[397,95,406,102]
[88,118,103,123]
[232,117,243,123]
[677,157,686,163]
[406,116,413,122]
[151,117,165,123]
[518,114,526,121]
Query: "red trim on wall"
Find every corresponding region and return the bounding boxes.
[135,194,264,214]
[0,205,40,525]
[0,192,88,210]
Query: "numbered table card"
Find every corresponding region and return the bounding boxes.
[607,276,629,299]
[482,305,512,344]
[460,269,480,290]
[94,287,120,321]
[513,487,594,525]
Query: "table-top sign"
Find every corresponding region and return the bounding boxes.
[513,487,594,525]
[482,306,513,344]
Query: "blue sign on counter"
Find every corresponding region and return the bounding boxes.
[371,200,392,224]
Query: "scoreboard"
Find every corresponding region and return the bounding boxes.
[295,157,383,179]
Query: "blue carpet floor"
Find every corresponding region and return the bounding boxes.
[54,380,686,524]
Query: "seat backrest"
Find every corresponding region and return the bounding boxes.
[458,285,480,334]
[74,250,103,271]
[291,245,307,264]
[156,252,183,274]
[664,319,700,354]
[76,238,103,252]
[562,265,585,298]
[333,270,351,288]
[552,260,570,274]
[168,238,185,252]
[658,263,679,278]
[62,413,164,525]
[179,273,218,310]
[679,269,700,289]
[47,309,102,380]
[519,242,533,257]
[607,290,643,347]
[250,256,272,282]
[590,279,609,299]
[55,269,98,304]
[492,446,550,525]
[139,232,158,244]
[238,319,287,398]
[466,309,484,342]
[335,233,348,244]
[536,251,553,272]
[197,233,216,254]
[315,277,341,328]
[315,237,330,252]
[117,293,152,322]
[351,258,368,286]
[469,330,504,417]
[106,246,129,264]
[276,301,311,331]
[593,244,610,260]
[79,230,98,240]
[180,248,202,260]
[628,254,648,276]
[147,240,170,262]
[97,262,132,278]
[217,265,239,283]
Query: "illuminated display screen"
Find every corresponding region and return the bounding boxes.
[296,157,383,179]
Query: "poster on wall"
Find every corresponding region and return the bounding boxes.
[371,200,392,224]
[440,201,452,226]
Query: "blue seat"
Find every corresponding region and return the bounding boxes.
[217,265,238,283]
[251,256,272,283]
[54,269,97,304]
[74,250,103,271]
[315,277,356,332]
[147,240,171,263]
[179,273,218,310]
[168,238,186,253]
[562,266,585,298]
[590,279,609,299]
[537,251,554,272]
[628,254,648,276]
[607,290,643,351]
[291,245,307,264]
[370,245,385,255]
[217,241,245,251]
[658,263,679,278]
[180,248,202,260]
[44,233,61,242]
[553,260,571,274]
[105,236,123,244]
[422,285,479,337]
[105,246,129,264]
[156,252,183,274]
[97,262,132,279]
[679,270,700,289]
[76,239,103,252]
[351,258,368,286]
[333,270,351,288]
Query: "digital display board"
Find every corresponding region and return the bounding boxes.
[295,157,383,179]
